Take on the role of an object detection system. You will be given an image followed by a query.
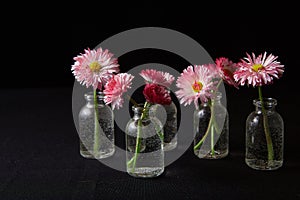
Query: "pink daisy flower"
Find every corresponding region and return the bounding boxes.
[175,65,216,109]
[71,48,120,90]
[103,73,134,110]
[140,69,175,88]
[233,52,284,87]
[215,57,239,88]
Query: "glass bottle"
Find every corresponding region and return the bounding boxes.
[150,101,177,151]
[193,92,229,159]
[245,98,284,170]
[126,105,164,178]
[79,91,114,159]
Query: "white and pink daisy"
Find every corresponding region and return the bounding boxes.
[233,52,284,87]
[140,69,175,88]
[103,73,134,110]
[215,57,239,88]
[175,65,216,109]
[71,48,120,90]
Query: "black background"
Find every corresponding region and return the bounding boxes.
[1,2,300,200]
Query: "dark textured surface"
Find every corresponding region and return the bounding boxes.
[0,88,299,200]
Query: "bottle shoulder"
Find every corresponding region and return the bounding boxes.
[79,104,113,117]
[246,110,283,123]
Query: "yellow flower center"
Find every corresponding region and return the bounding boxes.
[252,64,264,72]
[89,61,101,72]
[192,81,203,93]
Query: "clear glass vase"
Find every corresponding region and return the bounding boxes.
[126,104,164,178]
[150,101,177,151]
[245,98,284,170]
[79,91,114,159]
[193,92,229,159]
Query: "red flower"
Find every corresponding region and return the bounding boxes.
[143,83,172,105]
[215,57,239,89]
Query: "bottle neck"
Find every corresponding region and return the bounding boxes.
[132,105,150,121]
[211,98,221,105]
[85,91,105,105]
[201,92,222,107]
[254,98,277,113]
[255,106,275,113]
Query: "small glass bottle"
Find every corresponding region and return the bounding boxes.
[79,91,114,159]
[150,101,177,151]
[126,105,164,178]
[193,92,229,159]
[245,98,284,170]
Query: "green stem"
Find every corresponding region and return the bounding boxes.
[194,102,214,150]
[131,119,142,172]
[130,102,150,172]
[194,79,223,153]
[258,86,274,162]
[211,123,215,156]
[212,118,221,135]
[126,94,139,108]
[156,127,164,141]
[194,118,212,150]
[212,79,222,134]
[216,79,222,89]
[93,89,100,156]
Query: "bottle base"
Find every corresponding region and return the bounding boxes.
[127,167,164,178]
[245,159,283,170]
[80,149,115,159]
[194,149,228,159]
[163,141,177,151]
